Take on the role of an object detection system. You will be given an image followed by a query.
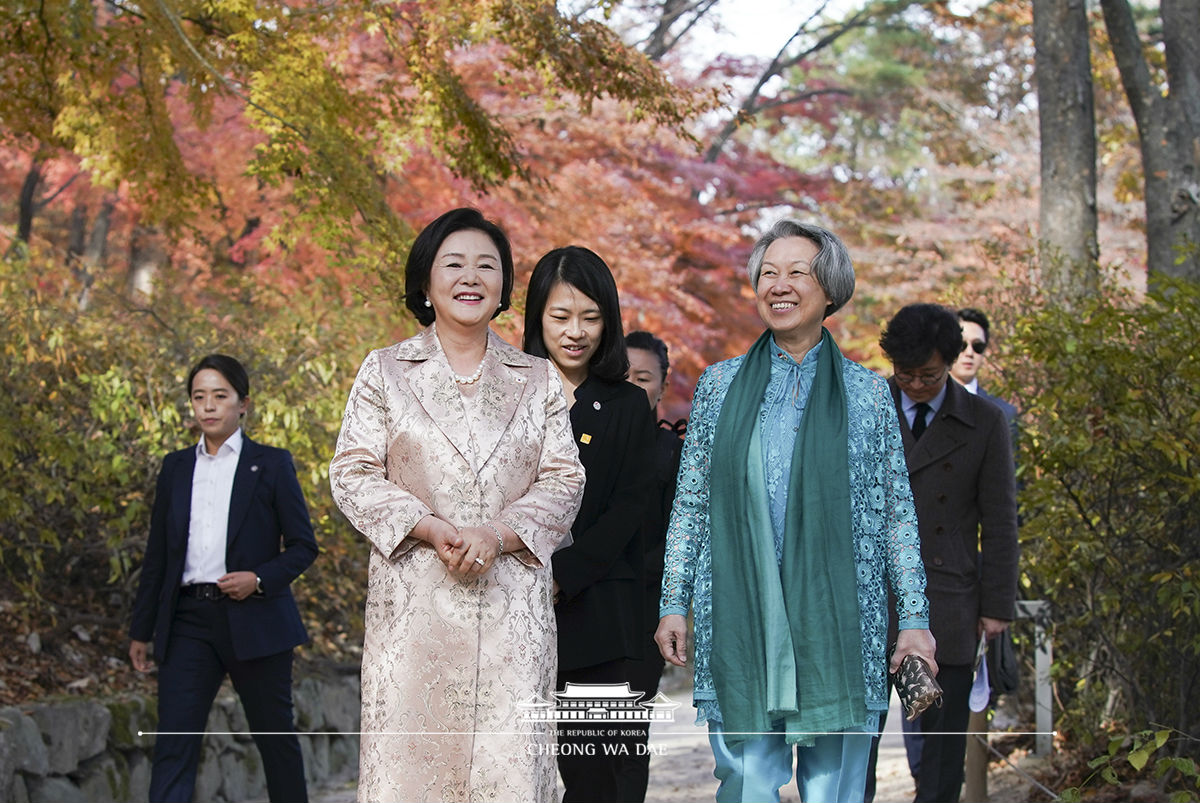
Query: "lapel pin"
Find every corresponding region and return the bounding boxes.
[580,434,592,444]
[593,401,601,410]
[251,465,259,472]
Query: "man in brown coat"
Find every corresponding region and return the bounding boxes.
[878,303,1019,803]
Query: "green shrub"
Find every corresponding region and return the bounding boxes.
[0,249,411,660]
[1001,276,1200,793]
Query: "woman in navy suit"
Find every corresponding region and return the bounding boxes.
[523,247,656,802]
[128,354,318,803]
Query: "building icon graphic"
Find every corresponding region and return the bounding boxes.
[518,683,680,723]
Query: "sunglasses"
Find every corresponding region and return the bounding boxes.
[961,339,986,355]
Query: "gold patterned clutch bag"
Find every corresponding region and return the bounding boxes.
[894,654,944,721]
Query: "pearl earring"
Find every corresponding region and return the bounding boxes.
[424,298,432,308]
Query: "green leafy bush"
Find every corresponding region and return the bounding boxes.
[1000,276,1200,795]
[0,249,410,661]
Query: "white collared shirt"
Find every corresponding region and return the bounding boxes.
[900,384,949,431]
[960,377,980,395]
[181,428,243,585]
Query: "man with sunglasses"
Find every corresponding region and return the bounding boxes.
[868,303,1019,803]
[951,307,1019,445]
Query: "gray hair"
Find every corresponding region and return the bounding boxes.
[746,220,856,318]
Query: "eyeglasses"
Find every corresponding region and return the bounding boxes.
[894,367,948,387]
[961,339,986,355]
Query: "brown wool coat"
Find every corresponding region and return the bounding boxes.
[889,378,1019,667]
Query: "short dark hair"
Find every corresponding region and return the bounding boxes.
[523,246,629,383]
[625,330,670,382]
[746,219,856,318]
[957,307,991,340]
[403,207,514,326]
[187,354,250,399]
[879,303,965,369]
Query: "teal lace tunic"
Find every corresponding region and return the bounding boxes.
[660,346,929,729]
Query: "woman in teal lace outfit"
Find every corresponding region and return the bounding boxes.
[654,220,936,803]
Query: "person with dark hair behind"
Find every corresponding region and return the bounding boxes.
[616,330,685,802]
[129,354,317,803]
[951,307,1018,444]
[875,303,1019,803]
[523,246,656,802]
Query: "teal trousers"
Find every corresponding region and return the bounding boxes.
[708,723,872,803]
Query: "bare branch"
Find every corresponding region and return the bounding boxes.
[35,172,82,211]
[702,0,895,162]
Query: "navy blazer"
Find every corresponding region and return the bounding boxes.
[978,385,1019,450]
[129,436,318,663]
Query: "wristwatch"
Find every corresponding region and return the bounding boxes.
[255,575,263,594]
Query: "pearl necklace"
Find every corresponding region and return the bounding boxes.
[453,360,485,385]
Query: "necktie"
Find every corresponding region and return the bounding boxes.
[912,402,931,439]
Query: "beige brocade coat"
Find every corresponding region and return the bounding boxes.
[329,326,585,803]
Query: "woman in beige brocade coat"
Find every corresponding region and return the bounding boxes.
[329,208,585,803]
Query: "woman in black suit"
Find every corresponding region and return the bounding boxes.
[128,354,317,803]
[523,247,656,802]
[617,330,685,803]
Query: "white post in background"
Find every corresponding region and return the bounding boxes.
[1016,600,1053,756]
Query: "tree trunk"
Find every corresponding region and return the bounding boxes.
[1033,0,1099,295]
[127,223,166,300]
[642,0,718,61]
[1101,0,1200,282]
[85,197,116,270]
[69,197,116,311]
[67,204,88,264]
[67,203,90,309]
[17,160,42,244]
[644,0,687,61]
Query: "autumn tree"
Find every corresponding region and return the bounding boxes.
[0,0,700,285]
[0,0,722,697]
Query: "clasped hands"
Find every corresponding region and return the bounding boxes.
[416,514,500,578]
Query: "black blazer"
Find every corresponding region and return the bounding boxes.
[889,378,1019,666]
[129,436,318,663]
[553,377,656,672]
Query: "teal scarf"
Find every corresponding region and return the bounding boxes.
[709,328,866,745]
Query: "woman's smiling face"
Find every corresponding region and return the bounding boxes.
[425,228,503,333]
[754,236,831,341]
[540,281,604,385]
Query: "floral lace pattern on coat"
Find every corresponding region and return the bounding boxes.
[660,352,928,725]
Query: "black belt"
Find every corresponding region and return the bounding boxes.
[180,583,225,600]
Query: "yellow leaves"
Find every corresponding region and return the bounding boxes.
[1127,730,1169,771]
[5,0,696,270]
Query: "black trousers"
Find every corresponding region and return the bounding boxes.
[149,596,307,803]
[912,663,973,803]
[556,658,630,803]
[615,632,666,803]
[864,663,973,803]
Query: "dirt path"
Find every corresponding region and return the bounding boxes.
[300,686,1041,802]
